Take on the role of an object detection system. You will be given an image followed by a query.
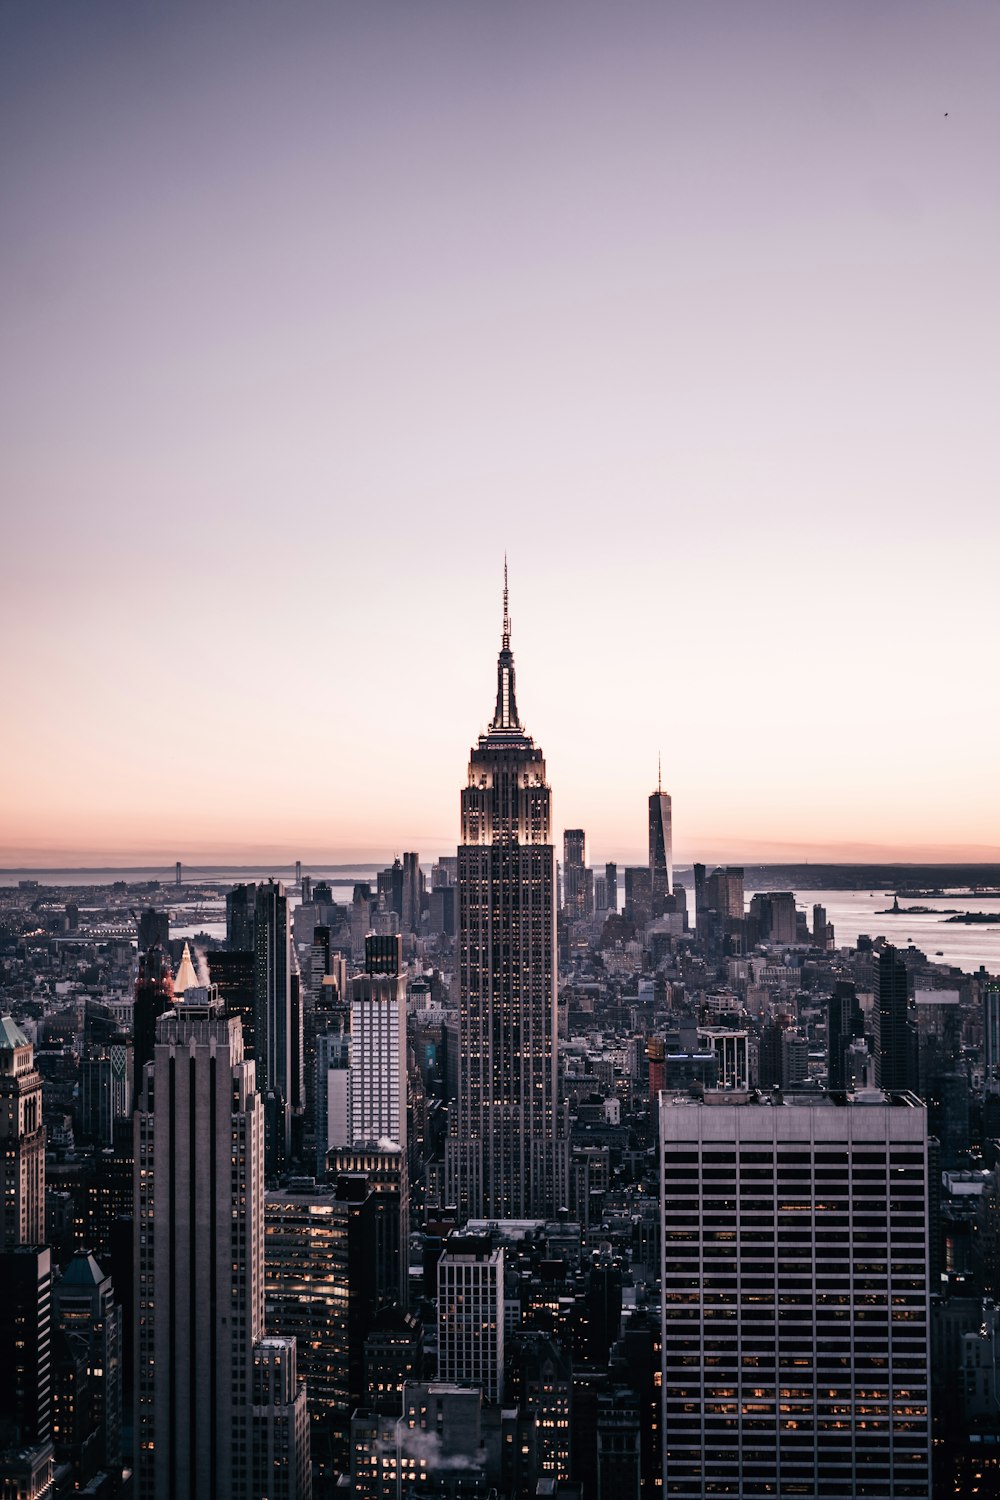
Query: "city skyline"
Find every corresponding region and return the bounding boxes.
[2,1,999,869]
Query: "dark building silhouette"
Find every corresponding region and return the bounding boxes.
[874,945,916,1092]
[209,948,256,1056]
[0,1245,53,1490]
[226,882,257,951]
[137,908,169,953]
[827,980,865,1090]
[132,945,172,1112]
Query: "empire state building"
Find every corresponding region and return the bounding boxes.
[445,572,569,1220]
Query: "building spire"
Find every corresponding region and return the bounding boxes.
[658,751,662,794]
[502,553,510,651]
[491,557,521,733]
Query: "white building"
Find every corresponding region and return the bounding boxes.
[437,1234,505,1402]
[348,968,406,1153]
[660,1087,931,1498]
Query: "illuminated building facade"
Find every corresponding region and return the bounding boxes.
[660,1090,931,1498]
[446,570,568,1219]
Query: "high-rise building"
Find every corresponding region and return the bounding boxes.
[827,980,865,1091]
[445,571,568,1219]
[0,1015,45,1249]
[437,1232,505,1402]
[0,1244,53,1494]
[624,866,653,924]
[80,1034,133,1148]
[659,1089,931,1498]
[226,882,257,952]
[348,938,407,1152]
[266,1175,378,1477]
[605,862,618,914]
[874,944,916,1092]
[648,760,673,904]
[254,879,293,1168]
[209,948,256,1056]
[563,829,589,919]
[249,1337,311,1500]
[52,1250,123,1478]
[133,944,173,1111]
[401,852,422,935]
[134,992,265,1500]
[985,982,1000,1095]
[747,890,797,945]
[137,907,169,952]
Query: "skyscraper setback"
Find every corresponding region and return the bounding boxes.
[446,571,568,1219]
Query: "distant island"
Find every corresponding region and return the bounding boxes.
[877,904,959,915]
[944,912,1000,924]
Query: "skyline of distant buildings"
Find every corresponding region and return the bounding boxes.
[1,580,999,1498]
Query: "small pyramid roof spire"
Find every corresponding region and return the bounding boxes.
[173,941,199,997]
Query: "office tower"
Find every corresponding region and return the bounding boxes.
[255,878,293,1168]
[0,1245,53,1493]
[696,1027,751,1089]
[827,980,865,1091]
[781,1030,809,1086]
[659,1090,931,1499]
[597,1389,642,1500]
[80,1033,133,1147]
[135,992,265,1500]
[401,852,422,934]
[341,936,409,1305]
[175,861,182,886]
[295,859,302,885]
[364,1306,424,1414]
[984,982,1000,1095]
[365,932,403,976]
[445,572,568,1219]
[428,883,457,936]
[508,1331,572,1481]
[593,873,608,912]
[52,1249,123,1477]
[0,1016,45,1248]
[605,861,618,913]
[437,1232,505,1401]
[132,945,173,1110]
[563,829,588,919]
[316,1029,350,1171]
[624,865,653,924]
[747,890,797,945]
[348,937,407,1150]
[705,866,744,921]
[250,1338,311,1500]
[874,944,915,1092]
[226,882,257,951]
[209,948,256,1055]
[266,1175,378,1478]
[137,907,169,952]
[328,1142,409,1310]
[649,760,673,904]
[647,1038,666,1115]
[378,858,405,920]
[350,882,374,961]
[693,862,707,925]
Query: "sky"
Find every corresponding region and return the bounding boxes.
[1,0,998,868]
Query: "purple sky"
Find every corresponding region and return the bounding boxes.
[2,1,998,866]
